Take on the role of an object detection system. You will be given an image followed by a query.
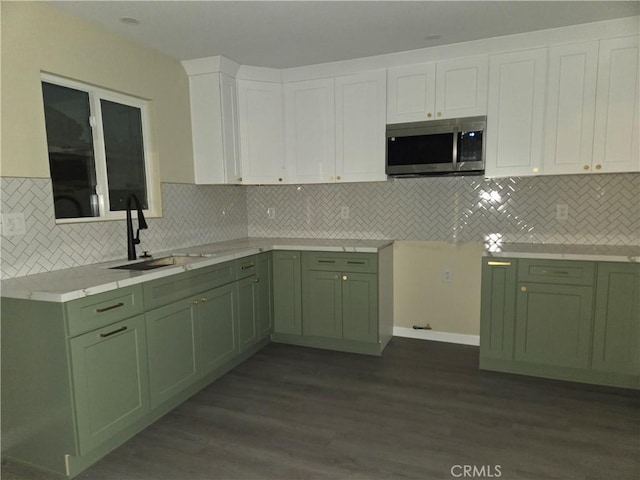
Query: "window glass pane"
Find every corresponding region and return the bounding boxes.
[101,100,148,211]
[42,82,99,218]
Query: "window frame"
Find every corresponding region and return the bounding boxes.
[41,73,160,224]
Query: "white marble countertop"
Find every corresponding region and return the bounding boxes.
[483,243,640,263]
[0,237,393,303]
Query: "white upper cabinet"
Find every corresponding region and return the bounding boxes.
[435,56,488,119]
[485,48,548,178]
[187,72,241,184]
[284,78,336,183]
[543,41,599,175]
[592,35,640,173]
[335,70,387,183]
[237,79,286,184]
[387,55,488,124]
[387,63,436,124]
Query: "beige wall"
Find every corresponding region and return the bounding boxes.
[1,2,194,183]
[393,241,483,335]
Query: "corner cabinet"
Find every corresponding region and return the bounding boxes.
[237,79,286,184]
[272,248,393,356]
[480,257,640,389]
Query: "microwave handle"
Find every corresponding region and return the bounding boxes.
[452,126,458,170]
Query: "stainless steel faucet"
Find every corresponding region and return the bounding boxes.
[126,194,148,261]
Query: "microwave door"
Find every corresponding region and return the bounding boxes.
[386,132,456,175]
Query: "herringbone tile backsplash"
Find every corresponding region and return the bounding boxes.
[1,173,638,278]
[247,173,640,246]
[1,180,247,278]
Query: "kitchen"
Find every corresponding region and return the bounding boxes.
[1,1,639,479]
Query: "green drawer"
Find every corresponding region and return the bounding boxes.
[236,255,258,279]
[302,251,377,274]
[143,260,235,310]
[66,285,144,337]
[518,259,595,286]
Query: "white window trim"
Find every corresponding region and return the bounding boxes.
[41,73,161,224]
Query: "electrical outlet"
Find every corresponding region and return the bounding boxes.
[1,213,26,236]
[441,266,454,283]
[340,206,349,220]
[267,207,276,219]
[556,204,569,221]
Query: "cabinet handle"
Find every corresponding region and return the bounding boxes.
[437,112,442,117]
[201,298,207,302]
[342,275,348,281]
[583,165,590,170]
[253,278,260,283]
[100,326,127,338]
[96,302,124,313]
[238,177,243,182]
[487,261,511,266]
[329,176,334,181]
[241,263,255,270]
[318,260,336,264]
[520,286,527,292]
[336,176,341,180]
[595,164,602,170]
[347,260,365,265]
[427,112,432,118]
[194,300,199,305]
[278,178,283,182]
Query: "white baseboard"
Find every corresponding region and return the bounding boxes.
[393,326,480,346]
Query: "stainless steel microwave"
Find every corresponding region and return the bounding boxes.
[386,116,486,177]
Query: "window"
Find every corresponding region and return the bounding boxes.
[41,74,157,221]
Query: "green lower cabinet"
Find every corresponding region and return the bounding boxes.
[199,284,239,376]
[303,270,343,338]
[592,263,640,375]
[342,272,378,343]
[514,282,593,369]
[145,298,200,408]
[257,253,274,339]
[479,259,516,360]
[237,275,259,352]
[272,251,302,335]
[69,315,150,455]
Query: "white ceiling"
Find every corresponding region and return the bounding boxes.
[50,1,639,68]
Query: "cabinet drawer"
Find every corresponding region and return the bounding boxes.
[518,259,595,286]
[66,285,144,337]
[236,255,258,279]
[302,252,378,273]
[144,261,235,310]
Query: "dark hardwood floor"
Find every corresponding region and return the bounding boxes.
[3,337,639,480]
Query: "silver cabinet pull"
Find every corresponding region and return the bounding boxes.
[100,326,127,338]
[253,278,260,283]
[487,261,511,267]
[96,302,124,313]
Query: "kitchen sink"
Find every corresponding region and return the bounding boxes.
[110,255,206,271]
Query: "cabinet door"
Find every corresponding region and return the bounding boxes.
[387,63,436,124]
[70,315,149,454]
[335,70,387,183]
[284,78,336,183]
[342,272,378,343]
[485,48,547,177]
[435,55,488,119]
[302,270,343,338]
[146,299,199,408]
[257,253,273,339]
[515,283,593,369]
[592,263,640,375]
[237,79,286,184]
[593,35,640,173]
[273,251,302,335]
[199,284,238,376]
[543,42,599,175]
[237,275,259,352]
[480,259,517,361]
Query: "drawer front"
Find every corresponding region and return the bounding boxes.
[302,252,378,274]
[518,259,595,286]
[236,255,258,279]
[66,285,144,337]
[143,261,235,310]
